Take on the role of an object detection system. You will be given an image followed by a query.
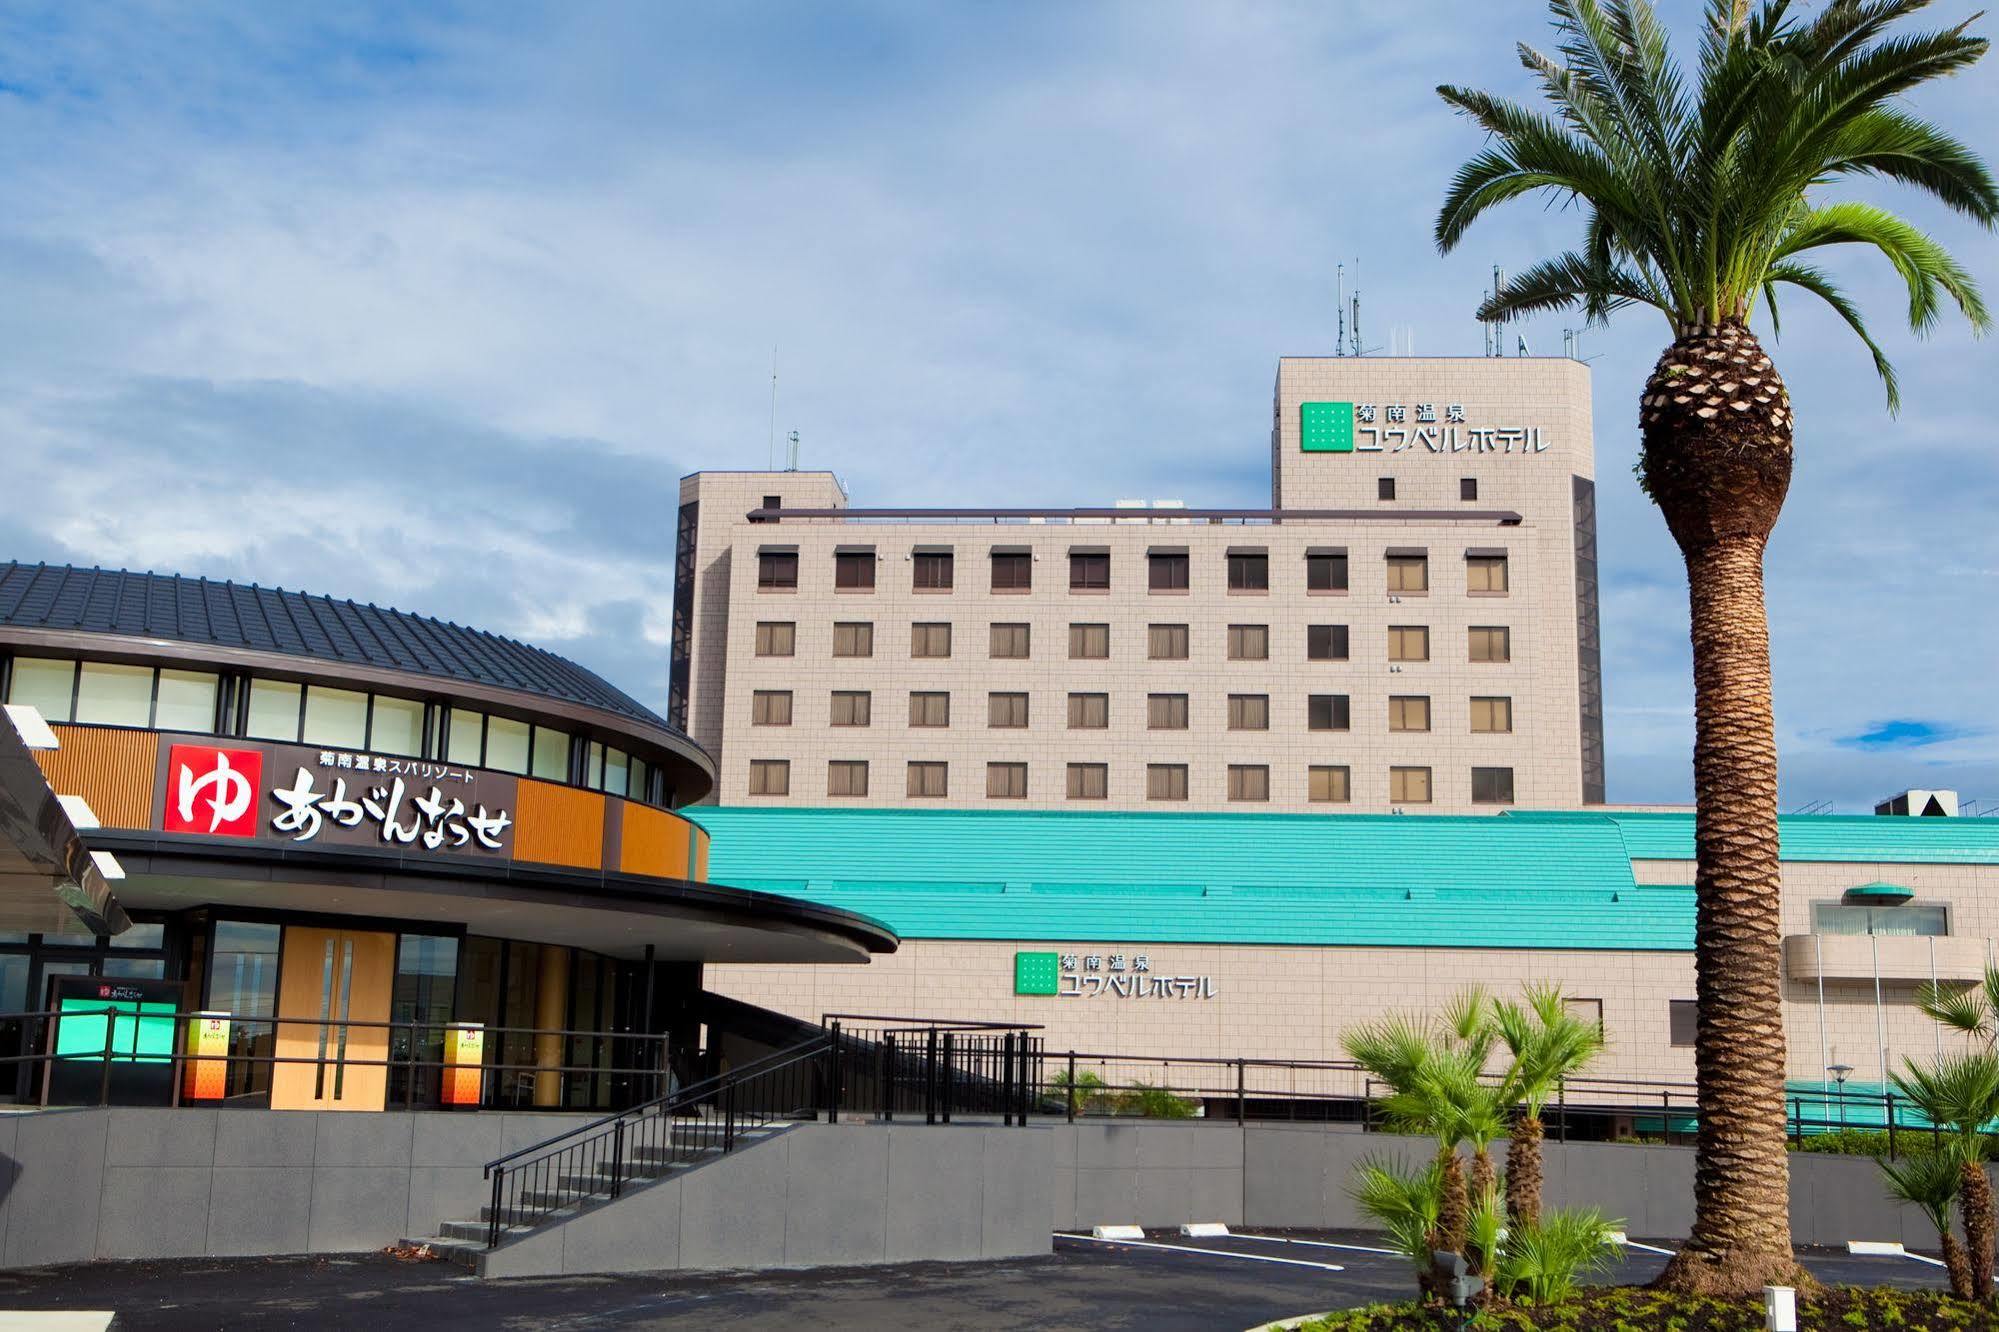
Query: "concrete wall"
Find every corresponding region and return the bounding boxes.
[0,1107,597,1268]
[1051,1120,1952,1251]
[483,1121,1050,1277]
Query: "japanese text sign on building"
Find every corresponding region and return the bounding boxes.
[1300,401,1546,456]
[1014,950,1217,1000]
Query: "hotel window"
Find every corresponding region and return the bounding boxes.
[1461,477,1479,502]
[1149,551,1189,591]
[1469,626,1512,663]
[1069,623,1110,659]
[987,762,1028,800]
[990,623,1030,659]
[1067,693,1109,730]
[909,691,950,727]
[1147,693,1188,730]
[830,691,872,727]
[1147,764,1189,802]
[598,746,631,796]
[1378,477,1396,500]
[5,657,78,722]
[913,551,954,591]
[753,493,781,522]
[911,622,952,659]
[1227,694,1269,730]
[1467,554,1510,594]
[1227,624,1269,661]
[369,694,424,756]
[1812,902,1949,937]
[991,551,1032,591]
[833,621,875,658]
[71,661,153,727]
[1472,766,1515,805]
[1389,696,1432,732]
[446,708,484,765]
[1388,626,1431,662]
[1308,694,1351,732]
[485,717,531,774]
[1228,764,1270,802]
[755,621,796,657]
[1470,696,1513,733]
[1386,553,1429,593]
[1307,624,1350,661]
[1070,551,1111,591]
[1227,550,1269,591]
[748,760,790,796]
[757,550,798,590]
[906,761,949,798]
[1309,765,1352,804]
[1390,766,1433,804]
[988,692,1029,728]
[1669,1000,1697,1047]
[530,726,570,782]
[752,690,793,726]
[303,686,370,748]
[827,760,869,798]
[245,678,303,741]
[1066,763,1108,801]
[1567,998,1605,1033]
[1148,624,1189,660]
[834,550,876,590]
[1306,551,1349,592]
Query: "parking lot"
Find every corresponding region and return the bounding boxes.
[0,1230,1952,1330]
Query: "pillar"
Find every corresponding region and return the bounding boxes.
[533,945,571,1107]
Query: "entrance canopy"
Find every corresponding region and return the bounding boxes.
[0,706,129,937]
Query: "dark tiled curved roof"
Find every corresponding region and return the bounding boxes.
[0,562,677,734]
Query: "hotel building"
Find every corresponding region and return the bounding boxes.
[671,356,1604,813]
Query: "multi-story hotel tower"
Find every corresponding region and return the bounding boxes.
[671,356,1604,813]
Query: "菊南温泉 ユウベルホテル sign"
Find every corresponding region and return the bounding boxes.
[1300,401,1548,455]
[1014,950,1217,1000]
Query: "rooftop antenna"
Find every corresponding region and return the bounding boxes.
[1486,266,1508,357]
[767,341,779,470]
[785,429,800,472]
[1335,263,1347,356]
[1350,259,1363,356]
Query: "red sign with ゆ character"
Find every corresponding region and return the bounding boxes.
[163,744,264,839]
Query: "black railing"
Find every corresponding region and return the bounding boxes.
[481,1031,839,1248]
[828,1020,1042,1125]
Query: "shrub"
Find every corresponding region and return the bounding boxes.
[1293,1286,1999,1330]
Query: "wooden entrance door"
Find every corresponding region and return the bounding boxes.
[271,926,395,1111]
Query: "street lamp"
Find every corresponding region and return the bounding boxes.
[1828,1063,1854,1130]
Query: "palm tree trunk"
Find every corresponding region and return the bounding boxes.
[1942,1228,1975,1301]
[1961,1159,1994,1297]
[1506,1115,1544,1229]
[1640,322,1802,1297]
[1436,1148,1468,1261]
[1469,1148,1496,1213]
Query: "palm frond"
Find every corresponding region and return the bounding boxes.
[1764,260,1901,408]
[1889,1051,1999,1145]
[1880,1145,1960,1239]
[1915,979,1992,1037]
[1347,1155,1443,1277]
[1773,200,1990,335]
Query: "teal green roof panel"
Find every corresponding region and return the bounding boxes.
[688,807,1685,950]
[1506,810,1999,865]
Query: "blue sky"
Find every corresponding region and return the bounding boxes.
[0,2,1993,811]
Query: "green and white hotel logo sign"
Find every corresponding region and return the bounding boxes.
[1014,950,1217,1000]
[1300,400,1547,455]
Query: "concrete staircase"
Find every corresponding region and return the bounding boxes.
[404,1120,782,1274]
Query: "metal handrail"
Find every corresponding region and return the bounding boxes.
[820,1012,1046,1034]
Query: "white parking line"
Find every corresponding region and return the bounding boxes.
[1054,1232,1345,1271]
[1847,1240,1952,1271]
[1609,1231,1679,1257]
[1228,1232,1404,1258]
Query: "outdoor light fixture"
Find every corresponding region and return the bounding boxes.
[1829,1063,1854,1130]
[1436,1250,1483,1327]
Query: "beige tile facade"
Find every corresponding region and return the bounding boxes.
[711,851,1999,1089]
[671,357,1603,812]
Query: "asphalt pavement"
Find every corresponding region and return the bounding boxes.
[0,1230,1952,1331]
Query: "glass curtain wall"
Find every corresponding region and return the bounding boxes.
[388,935,459,1107]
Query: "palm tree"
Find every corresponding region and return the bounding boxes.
[1890,1053,1999,1297]
[1917,965,1999,1047]
[1435,0,1995,1295]
[1880,1146,1972,1299]
[1493,984,1608,1227]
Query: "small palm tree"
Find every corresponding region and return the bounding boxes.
[1890,1053,1999,1297]
[1880,1146,1972,1299]
[1437,0,1996,1296]
[1493,984,1608,1227]
[1917,965,1999,1047]
[1349,1154,1446,1288]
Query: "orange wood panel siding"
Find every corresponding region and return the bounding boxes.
[619,802,693,880]
[512,780,607,869]
[693,827,709,881]
[34,726,157,829]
